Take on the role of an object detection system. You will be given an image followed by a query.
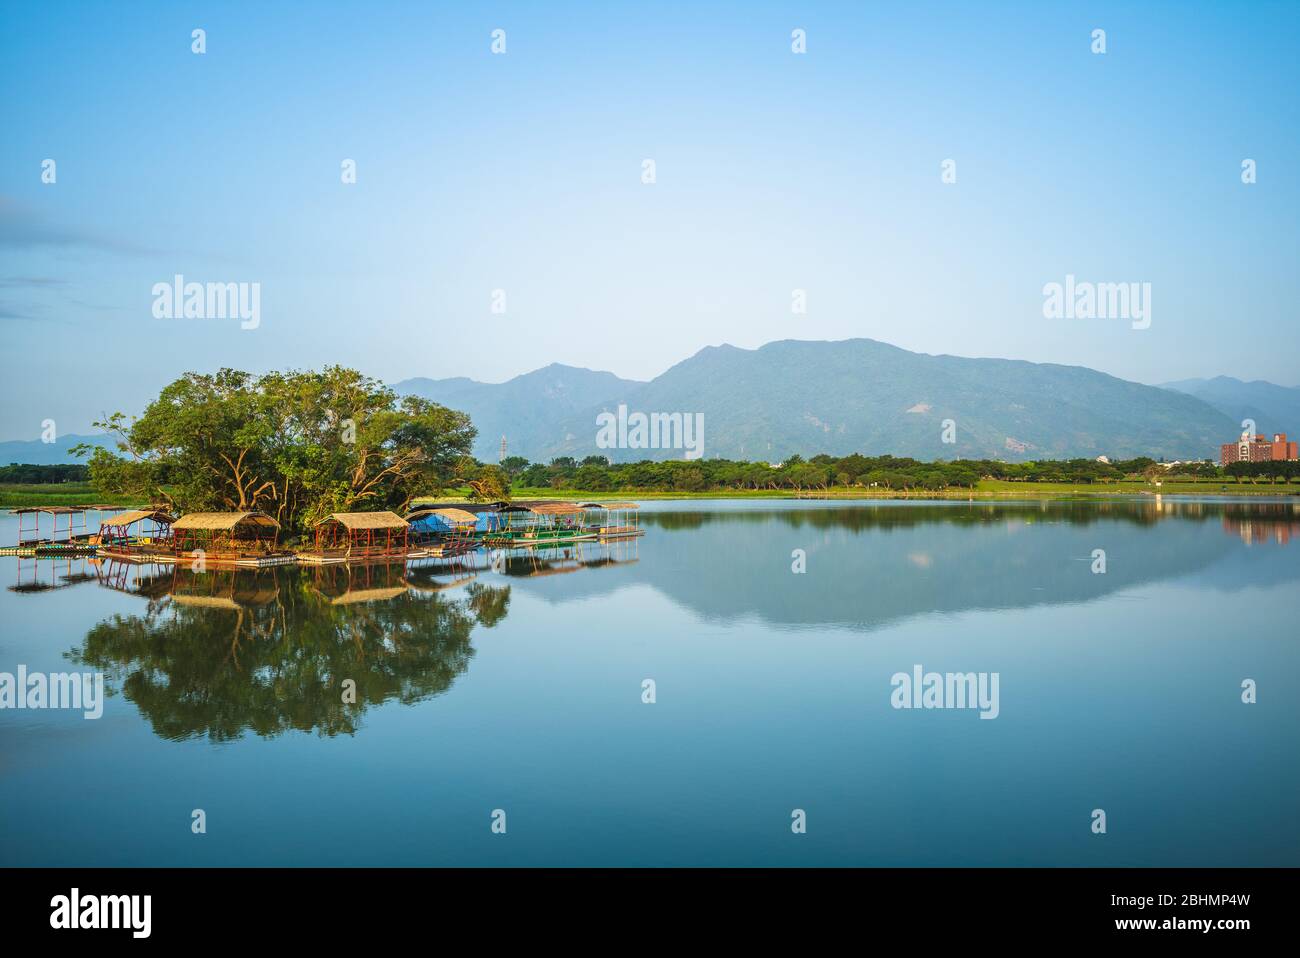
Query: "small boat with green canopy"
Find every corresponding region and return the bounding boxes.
[484,501,597,547]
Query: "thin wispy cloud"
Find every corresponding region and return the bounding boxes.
[0,302,43,321]
[0,276,69,289]
[66,297,126,312]
[0,271,84,323]
[0,195,157,255]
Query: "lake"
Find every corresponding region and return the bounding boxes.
[2,498,1298,866]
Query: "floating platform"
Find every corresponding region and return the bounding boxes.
[518,534,598,547]
[295,551,349,565]
[483,530,597,546]
[169,552,299,569]
[0,542,101,557]
[297,549,416,565]
[98,540,179,564]
[233,554,299,568]
[407,542,479,559]
[98,548,178,564]
[483,535,598,549]
[595,527,645,539]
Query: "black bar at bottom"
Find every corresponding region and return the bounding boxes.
[6,867,1284,943]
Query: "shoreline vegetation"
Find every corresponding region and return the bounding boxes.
[2,478,1298,511]
[502,479,1300,501]
[2,366,1298,514]
[485,452,1300,500]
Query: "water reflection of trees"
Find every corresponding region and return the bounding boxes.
[69,563,511,742]
[644,499,1300,534]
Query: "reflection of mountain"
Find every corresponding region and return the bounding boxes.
[69,564,510,742]
[504,500,1300,631]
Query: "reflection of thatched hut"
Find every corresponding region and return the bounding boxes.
[167,568,281,610]
[309,560,409,603]
[325,585,410,605]
[406,572,477,594]
[171,512,285,565]
[171,594,261,611]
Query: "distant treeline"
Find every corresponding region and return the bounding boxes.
[491,453,1299,492]
[1224,460,1300,480]
[0,463,90,484]
[12,450,1297,497]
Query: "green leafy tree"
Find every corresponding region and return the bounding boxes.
[466,464,510,502]
[500,455,530,478]
[573,464,613,490]
[81,367,475,535]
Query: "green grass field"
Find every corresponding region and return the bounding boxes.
[969,478,1300,498]
[0,482,138,509]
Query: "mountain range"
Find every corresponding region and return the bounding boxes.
[0,433,114,468]
[5,341,1293,466]
[395,338,1293,463]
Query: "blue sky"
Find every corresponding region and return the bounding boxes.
[1,0,1297,440]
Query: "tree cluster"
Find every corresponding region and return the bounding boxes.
[77,367,476,535]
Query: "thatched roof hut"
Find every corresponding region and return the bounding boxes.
[312,511,409,557]
[172,511,280,532]
[171,511,281,557]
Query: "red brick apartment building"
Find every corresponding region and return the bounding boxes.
[1220,433,1300,465]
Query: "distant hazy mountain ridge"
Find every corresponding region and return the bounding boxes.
[397,339,1241,462]
[1159,376,1300,436]
[394,364,643,462]
[0,433,114,467]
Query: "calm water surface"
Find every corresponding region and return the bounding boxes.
[1,498,1298,866]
